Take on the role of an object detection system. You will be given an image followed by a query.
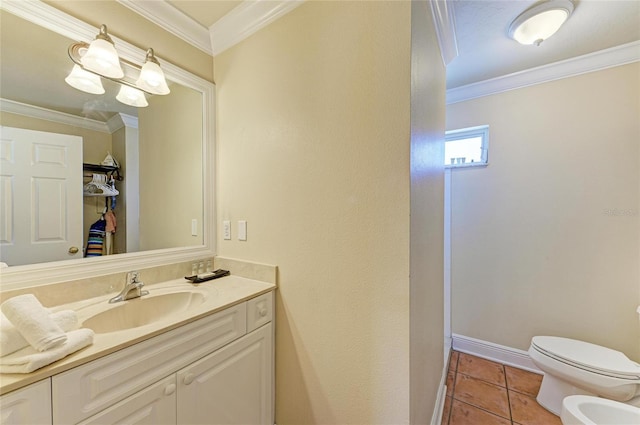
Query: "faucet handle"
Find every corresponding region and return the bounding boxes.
[126,271,140,284]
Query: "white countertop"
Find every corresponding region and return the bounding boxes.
[0,275,276,395]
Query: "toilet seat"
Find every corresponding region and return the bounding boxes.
[531,336,640,380]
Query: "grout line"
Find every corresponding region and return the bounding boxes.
[452,397,513,422]
[504,364,514,422]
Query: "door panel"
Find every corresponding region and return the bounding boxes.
[0,126,82,266]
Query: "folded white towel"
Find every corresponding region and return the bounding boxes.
[0,328,94,374]
[1,310,78,356]
[1,294,67,352]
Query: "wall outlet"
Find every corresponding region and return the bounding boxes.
[223,220,231,240]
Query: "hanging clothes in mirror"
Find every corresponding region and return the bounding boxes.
[84,217,106,257]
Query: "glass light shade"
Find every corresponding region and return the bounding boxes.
[116,85,148,107]
[509,0,574,46]
[65,65,105,94]
[136,60,170,95]
[81,38,124,79]
[512,9,569,45]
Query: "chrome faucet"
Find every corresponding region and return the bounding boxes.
[109,271,149,303]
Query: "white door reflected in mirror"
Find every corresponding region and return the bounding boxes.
[0,126,83,266]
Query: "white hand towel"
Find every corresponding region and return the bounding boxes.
[1,310,78,356]
[1,294,67,352]
[0,328,94,374]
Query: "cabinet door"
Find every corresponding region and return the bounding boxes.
[177,323,273,425]
[78,375,176,425]
[0,379,51,425]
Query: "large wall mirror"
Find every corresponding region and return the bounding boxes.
[0,1,216,290]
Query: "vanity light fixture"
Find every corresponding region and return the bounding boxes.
[64,23,171,107]
[509,0,574,46]
[116,85,149,108]
[136,49,170,95]
[80,25,124,79]
[64,65,105,95]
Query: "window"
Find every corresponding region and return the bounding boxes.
[445,125,489,168]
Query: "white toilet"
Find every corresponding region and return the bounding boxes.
[561,395,640,425]
[528,336,640,415]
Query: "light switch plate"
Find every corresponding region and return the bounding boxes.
[238,220,247,241]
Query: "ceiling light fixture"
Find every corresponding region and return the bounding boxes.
[509,0,574,46]
[64,24,171,107]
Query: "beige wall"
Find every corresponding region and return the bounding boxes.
[138,84,203,251]
[213,1,439,422]
[45,0,213,82]
[409,1,446,423]
[447,63,640,360]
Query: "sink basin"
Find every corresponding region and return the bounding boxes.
[82,291,207,333]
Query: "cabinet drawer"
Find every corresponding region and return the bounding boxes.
[246,292,273,333]
[53,303,246,425]
[79,375,176,425]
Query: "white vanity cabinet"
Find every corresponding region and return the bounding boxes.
[0,379,52,425]
[51,291,274,425]
[178,323,272,425]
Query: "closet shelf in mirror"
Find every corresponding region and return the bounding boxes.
[82,163,123,181]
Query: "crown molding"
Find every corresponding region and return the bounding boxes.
[447,40,640,104]
[0,98,110,133]
[210,0,305,56]
[429,0,459,66]
[107,113,139,133]
[116,0,212,55]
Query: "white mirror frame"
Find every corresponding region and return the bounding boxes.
[0,0,216,290]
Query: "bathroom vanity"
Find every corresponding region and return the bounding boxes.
[0,275,275,425]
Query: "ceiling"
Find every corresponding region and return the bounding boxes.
[447,0,640,89]
[166,0,242,28]
[161,0,639,89]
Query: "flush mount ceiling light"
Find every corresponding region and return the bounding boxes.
[64,23,170,106]
[509,0,574,46]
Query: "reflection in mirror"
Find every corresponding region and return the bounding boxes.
[0,9,204,268]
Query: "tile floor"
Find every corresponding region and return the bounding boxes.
[441,350,562,425]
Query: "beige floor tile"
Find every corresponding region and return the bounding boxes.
[442,395,452,425]
[509,391,561,425]
[458,352,506,386]
[449,400,512,425]
[447,371,455,397]
[449,351,460,373]
[505,366,543,398]
[454,373,510,419]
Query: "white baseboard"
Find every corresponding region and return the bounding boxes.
[430,362,448,425]
[451,333,542,374]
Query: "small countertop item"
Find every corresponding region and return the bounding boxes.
[185,269,230,283]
